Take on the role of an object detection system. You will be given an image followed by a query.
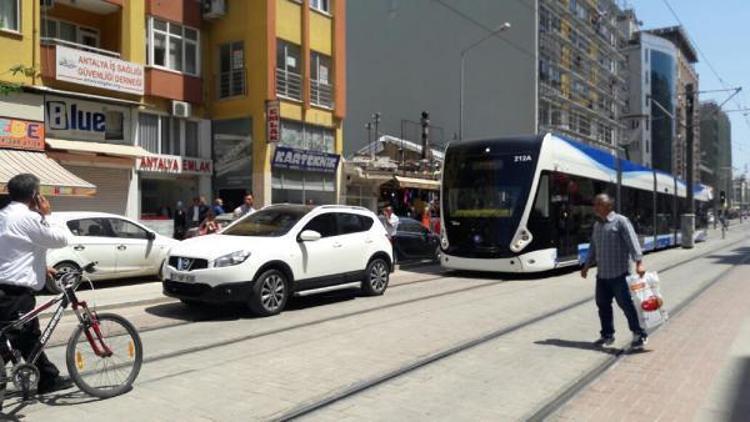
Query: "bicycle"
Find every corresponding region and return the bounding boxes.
[0,262,143,406]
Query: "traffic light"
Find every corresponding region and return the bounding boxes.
[720,190,726,205]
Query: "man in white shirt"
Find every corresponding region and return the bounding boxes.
[0,174,72,394]
[381,206,400,236]
[234,194,256,218]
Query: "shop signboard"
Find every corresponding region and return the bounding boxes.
[45,96,129,143]
[266,100,280,143]
[271,146,340,174]
[137,155,212,175]
[0,117,44,151]
[56,45,145,95]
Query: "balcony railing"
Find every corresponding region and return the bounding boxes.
[218,68,247,99]
[310,79,333,108]
[276,69,302,101]
[40,37,121,58]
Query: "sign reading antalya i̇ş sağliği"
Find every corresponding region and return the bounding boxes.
[56,45,145,95]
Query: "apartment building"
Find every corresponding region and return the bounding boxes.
[346,0,628,155]
[0,0,346,227]
[700,101,731,201]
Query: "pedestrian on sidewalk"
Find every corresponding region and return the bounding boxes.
[581,193,648,349]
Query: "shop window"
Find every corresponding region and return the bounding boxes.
[280,120,335,153]
[148,17,200,76]
[0,0,20,32]
[219,41,245,98]
[105,111,124,141]
[41,17,100,48]
[310,51,333,108]
[276,39,302,100]
[309,0,330,14]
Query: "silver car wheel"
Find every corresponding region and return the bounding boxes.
[260,274,285,312]
[369,261,388,293]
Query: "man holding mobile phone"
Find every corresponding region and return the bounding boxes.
[0,174,73,394]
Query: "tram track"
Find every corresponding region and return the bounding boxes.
[272,235,750,421]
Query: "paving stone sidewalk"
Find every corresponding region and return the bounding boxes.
[552,250,750,421]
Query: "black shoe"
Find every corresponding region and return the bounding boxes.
[37,376,74,395]
[593,336,615,347]
[631,333,648,350]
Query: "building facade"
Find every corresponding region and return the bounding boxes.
[345,0,629,156]
[0,0,346,227]
[699,101,732,201]
[206,0,346,209]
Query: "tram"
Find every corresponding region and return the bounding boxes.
[440,133,712,273]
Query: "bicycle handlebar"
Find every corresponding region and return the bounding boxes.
[57,262,98,291]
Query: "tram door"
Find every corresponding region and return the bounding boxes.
[550,172,579,262]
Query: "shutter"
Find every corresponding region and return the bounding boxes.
[50,165,131,215]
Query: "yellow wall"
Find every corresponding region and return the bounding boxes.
[309,11,332,54]
[276,0,301,44]
[121,0,146,65]
[0,0,39,86]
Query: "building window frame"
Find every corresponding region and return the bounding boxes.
[218,41,246,99]
[138,112,203,158]
[147,17,201,77]
[276,39,302,101]
[0,0,20,34]
[310,50,333,108]
[309,0,331,14]
[41,17,101,48]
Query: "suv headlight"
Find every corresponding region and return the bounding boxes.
[214,250,251,268]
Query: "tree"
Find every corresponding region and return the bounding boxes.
[0,65,39,96]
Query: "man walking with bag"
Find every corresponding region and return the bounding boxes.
[581,193,648,349]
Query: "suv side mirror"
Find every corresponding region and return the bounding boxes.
[299,230,322,242]
[146,231,156,241]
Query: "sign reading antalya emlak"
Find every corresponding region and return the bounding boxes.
[56,45,145,95]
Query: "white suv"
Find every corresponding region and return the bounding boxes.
[162,204,393,316]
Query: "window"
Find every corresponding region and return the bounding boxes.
[41,18,100,48]
[280,120,335,153]
[105,111,124,140]
[310,51,333,107]
[109,219,149,240]
[219,42,245,98]
[148,17,199,76]
[309,0,330,14]
[336,213,372,235]
[303,213,337,238]
[276,39,302,100]
[68,219,113,237]
[0,0,19,32]
[139,113,201,157]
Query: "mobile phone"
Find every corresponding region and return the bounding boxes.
[33,191,42,208]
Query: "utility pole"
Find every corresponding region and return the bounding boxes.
[371,113,381,161]
[420,111,430,161]
[682,84,695,248]
[365,122,373,160]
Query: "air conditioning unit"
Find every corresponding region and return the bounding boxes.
[202,0,226,19]
[172,101,191,118]
[40,0,55,9]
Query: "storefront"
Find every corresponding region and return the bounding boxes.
[42,95,145,217]
[0,93,96,205]
[271,145,340,205]
[137,154,212,236]
[213,118,253,212]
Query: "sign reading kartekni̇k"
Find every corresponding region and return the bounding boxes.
[272,146,340,174]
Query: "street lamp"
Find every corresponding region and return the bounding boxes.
[459,22,511,141]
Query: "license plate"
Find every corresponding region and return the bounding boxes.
[172,272,195,283]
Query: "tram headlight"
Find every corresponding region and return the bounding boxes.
[440,229,449,249]
[510,228,533,253]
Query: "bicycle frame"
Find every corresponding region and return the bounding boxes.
[0,283,112,367]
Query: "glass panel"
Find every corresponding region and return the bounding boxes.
[153,33,166,66]
[105,111,124,141]
[109,219,148,239]
[169,36,183,71]
[169,22,183,36]
[160,116,170,155]
[68,218,112,237]
[185,121,199,157]
[0,0,19,31]
[303,213,337,238]
[171,118,181,156]
[223,206,311,237]
[184,28,197,41]
[185,42,197,74]
[231,42,244,69]
[138,113,159,153]
[280,120,305,149]
[42,19,56,38]
[153,18,167,32]
[59,21,77,43]
[219,43,230,73]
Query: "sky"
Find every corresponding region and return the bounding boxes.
[627,0,750,178]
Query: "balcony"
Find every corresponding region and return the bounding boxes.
[276,69,302,101]
[310,80,334,109]
[40,39,144,96]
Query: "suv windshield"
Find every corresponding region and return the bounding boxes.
[222,206,311,237]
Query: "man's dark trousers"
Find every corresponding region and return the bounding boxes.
[0,287,60,388]
[595,273,645,338]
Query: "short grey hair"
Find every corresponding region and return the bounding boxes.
[594,193,614,208]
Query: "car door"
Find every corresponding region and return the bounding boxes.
[107,218,154,277]
[296,213,342,285]
[334,213,369,275]
[65,218,118,275]
[414,224,439,259]
[395,221,423,260]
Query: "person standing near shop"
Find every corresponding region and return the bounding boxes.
[234,194,256,218]
[212,198,225,216]
[581,193,648,349]
[173,201,187,240]
[0,174,73,394]
[189,197,209,228]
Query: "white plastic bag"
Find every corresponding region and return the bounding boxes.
[626,271,668,330]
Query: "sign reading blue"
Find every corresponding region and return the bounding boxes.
[272,146,340,174]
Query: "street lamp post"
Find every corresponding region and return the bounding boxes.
[459,22,510,141]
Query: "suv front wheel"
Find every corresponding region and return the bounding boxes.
[248,269,289,317]
[361,257,389,296]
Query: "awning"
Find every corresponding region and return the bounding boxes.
[394,176,441,190]
[0,150,96,197]
[46,138,151,158]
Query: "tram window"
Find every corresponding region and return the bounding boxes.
[533,174,550,218]
[634,190,654,235]
[656,193,673,235]
[621,186,637,229]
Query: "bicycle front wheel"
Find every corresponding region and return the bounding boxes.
[65,313,143,398]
